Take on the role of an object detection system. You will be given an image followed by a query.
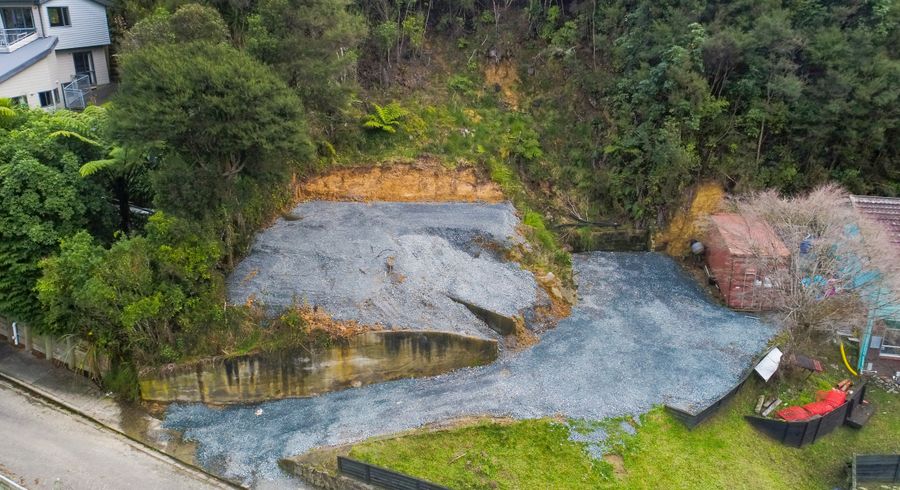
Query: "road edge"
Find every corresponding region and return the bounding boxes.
[0,371,244,489]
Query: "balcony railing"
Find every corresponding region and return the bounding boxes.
[63,74,92,110]
[0,28,36,49]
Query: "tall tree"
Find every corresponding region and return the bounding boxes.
[120,3,230,51]
[111,41,311,210]
[247,0,366,118]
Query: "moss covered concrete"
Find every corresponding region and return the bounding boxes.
[139,331,498,404]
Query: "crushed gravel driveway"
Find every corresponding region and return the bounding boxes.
[165,252,776,485]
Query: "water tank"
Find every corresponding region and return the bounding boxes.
[690,240,705,255]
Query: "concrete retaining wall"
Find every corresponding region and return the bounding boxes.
[139,330,498,404]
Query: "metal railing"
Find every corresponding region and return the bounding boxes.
[337,457,449,490]
[62,74,92,110]
[0,28,36,49]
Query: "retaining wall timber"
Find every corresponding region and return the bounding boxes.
[139,330,498,404]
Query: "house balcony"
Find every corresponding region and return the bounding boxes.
[0,28,37,53]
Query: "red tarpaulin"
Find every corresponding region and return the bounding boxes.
[776,406,812,421]
[776,389,847,421]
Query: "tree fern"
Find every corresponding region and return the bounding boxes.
[363,102,408,133]
[0,98,15,126]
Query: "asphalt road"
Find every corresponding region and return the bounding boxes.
[0,379,231,490]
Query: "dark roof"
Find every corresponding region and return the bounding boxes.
[0,36,57,84]
[36,0,112,6]
[850,195,900,248]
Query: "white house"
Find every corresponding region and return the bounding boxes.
[0,0,111,109]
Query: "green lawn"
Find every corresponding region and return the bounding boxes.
[347,380,899,489]
[350,418,616,489]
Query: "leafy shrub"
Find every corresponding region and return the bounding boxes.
[103,362,141,401]
[523,210,556,249]
[37,213,224,363]
[0,105,113,324]
[447,75,477,96]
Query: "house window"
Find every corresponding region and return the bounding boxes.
[10,95,27,107]
[47,7,70,27]
[1,7,35,29]
[38,89,58,108]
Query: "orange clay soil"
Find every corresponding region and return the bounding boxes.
[294,158,504,203]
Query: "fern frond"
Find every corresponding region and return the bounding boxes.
[79,158,118,177]
[49,130,102,146]
[362,102,407,133]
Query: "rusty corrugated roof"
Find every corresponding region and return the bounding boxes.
[709,213,791,257]
[850,195,900,248]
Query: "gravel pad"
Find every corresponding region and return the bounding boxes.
[166,252,776,485]
[227,201,540,339]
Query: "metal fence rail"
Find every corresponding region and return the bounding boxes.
[0,28,35,48]
[337,456,449,490]
[745,383,867,447]
[852,454,900,488]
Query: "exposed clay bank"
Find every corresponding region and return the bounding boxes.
[140,331,498,404]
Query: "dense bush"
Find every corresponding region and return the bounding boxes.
[37,214,223,364]
[0,106,114,323]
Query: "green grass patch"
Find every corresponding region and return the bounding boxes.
[346,381,900,489]
[620,383,899,489]
[349,419,616,489]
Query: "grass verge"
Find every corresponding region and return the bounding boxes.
[345,379,899,489]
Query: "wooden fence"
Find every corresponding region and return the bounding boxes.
[852,454,900,489]
[745,383,868,448]
[0,317,108,378]
[337,456,448,490]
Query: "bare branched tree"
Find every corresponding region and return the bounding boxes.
[734,184,900,350]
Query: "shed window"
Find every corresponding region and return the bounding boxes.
[883,320,900,359]
[47,7,70,27]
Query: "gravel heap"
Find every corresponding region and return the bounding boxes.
[167,252,776,485]
[227,201,542,339]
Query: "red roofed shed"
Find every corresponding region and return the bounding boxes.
[706,213,790,311]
